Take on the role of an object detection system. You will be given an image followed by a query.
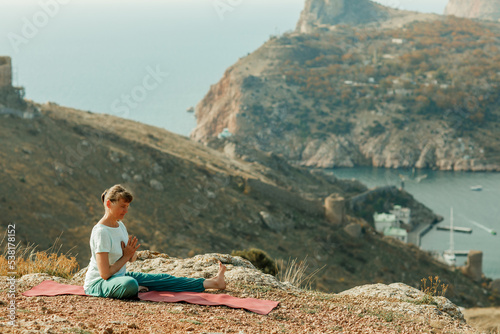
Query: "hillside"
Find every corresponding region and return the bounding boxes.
[192,13,500,170]
[1,101,499,307]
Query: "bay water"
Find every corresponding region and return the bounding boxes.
[332,167,500,279]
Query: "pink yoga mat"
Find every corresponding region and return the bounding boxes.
[139,290,278,315]
[22,280,86,296]
[22,280,279,315]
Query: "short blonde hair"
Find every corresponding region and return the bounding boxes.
[101,184,133,205]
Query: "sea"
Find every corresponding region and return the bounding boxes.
[1,1,497,279]
[332,167,500,279]
[0,0,304,136]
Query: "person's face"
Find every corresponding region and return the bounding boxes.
[108,198,130,220]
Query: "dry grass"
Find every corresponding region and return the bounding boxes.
[421,275,449,297]
[0,233,79,279]
[276,256,325,289]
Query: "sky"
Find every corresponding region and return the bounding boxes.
[0,0,450,15]
[0,0,452,135]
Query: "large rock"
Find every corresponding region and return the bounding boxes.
[344,222,363,238]
[259,211,287,232]
[71,252,298,291]
[340,282,465,321]
[444,0,500,21]
[296,0,392,33]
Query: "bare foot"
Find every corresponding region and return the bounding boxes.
[215,261,227,289]
[203,260,227,290]
[138,286,149,293]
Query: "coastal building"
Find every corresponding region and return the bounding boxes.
[384,226,408,243]
[374,205,411,243]
[373,212,396,233]
[390,205,411,226]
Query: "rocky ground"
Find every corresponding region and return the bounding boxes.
[0,252,482,333]
[463,307,500,334]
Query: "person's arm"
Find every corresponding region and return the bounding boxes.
[129,252,138,263]
[96,235,140,280]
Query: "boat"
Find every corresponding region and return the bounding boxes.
[468,219,497,236]
[470,185,483,191]
[415,174,428,183]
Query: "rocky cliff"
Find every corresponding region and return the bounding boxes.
[444,0,500,21]
[192,13,500,171]
[296,0,391,33]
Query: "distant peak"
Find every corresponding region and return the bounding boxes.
[296,0,392,33]
[444,0,500,21]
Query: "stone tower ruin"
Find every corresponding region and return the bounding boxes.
[0,56,12,88]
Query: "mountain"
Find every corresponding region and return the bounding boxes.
[2,99,499,307]
[445,0,500,21]
[296,0,392,33]
[192,9,500,170]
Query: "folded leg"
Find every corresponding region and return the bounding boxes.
[85,276,139,299]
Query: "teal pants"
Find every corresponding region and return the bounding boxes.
[85,272,206,299]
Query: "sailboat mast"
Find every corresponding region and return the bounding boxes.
[450,207,454,254]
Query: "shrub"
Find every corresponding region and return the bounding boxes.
[242,75,262,90]
[366,121,386,136]
[326,118,354,134]
[421,275,448,297]
[408,276,449,307]
[231,248,277,275]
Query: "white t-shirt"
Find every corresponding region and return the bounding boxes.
[83,221,129,291]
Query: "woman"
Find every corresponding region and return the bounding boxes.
[83,184,226,299]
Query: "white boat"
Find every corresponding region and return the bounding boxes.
[443,251,456,266]
[470,185,483,191]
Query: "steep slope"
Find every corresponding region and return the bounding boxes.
[1,102,498,306]
[192,16,500,170]
[445,0,500,21]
